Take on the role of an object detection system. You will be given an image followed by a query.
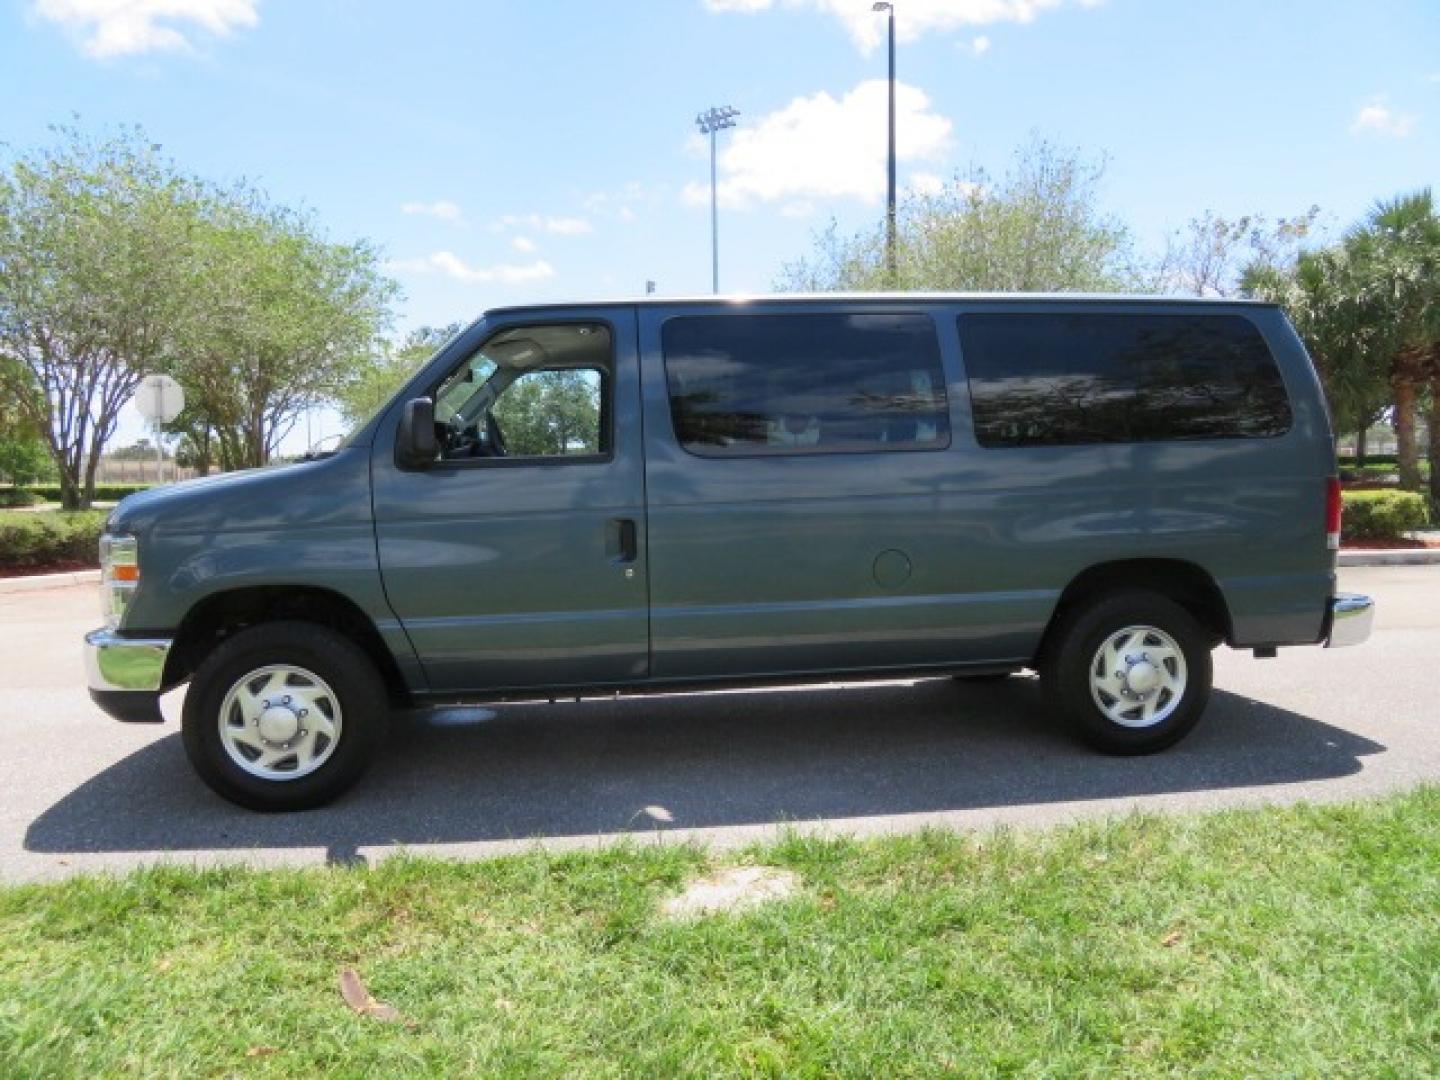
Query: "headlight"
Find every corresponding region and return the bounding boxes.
[99,533,139,630]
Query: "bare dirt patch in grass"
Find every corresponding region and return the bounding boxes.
[661,865,800,918]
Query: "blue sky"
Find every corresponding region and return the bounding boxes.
[3,0,1437,448]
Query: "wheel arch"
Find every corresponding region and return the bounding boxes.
[163,584,409,703]
[1038,558,1232,663]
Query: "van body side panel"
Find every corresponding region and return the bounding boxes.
[370,307,651,691]
[639,299,1332,682]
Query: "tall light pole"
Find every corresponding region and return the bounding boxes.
[696,105,739,294]
[873,2,897,284]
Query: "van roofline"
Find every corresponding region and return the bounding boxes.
[479,292,1279,318]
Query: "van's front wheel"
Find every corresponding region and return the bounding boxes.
[1040,591,1212,754]
[182,622,389,810]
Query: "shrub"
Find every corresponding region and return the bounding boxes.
[29,484,150,504]
[0,487,41,508]
[0,510,107,569]
[1342,490,1430,541]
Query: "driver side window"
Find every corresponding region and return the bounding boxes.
[433,322,613,464]
[492,368,605,457]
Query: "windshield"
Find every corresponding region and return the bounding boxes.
[435,352,499,423]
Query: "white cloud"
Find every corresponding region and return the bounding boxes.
[682,79,951,208]
[387,252,556,285]
[1351,99,1417,138]
[510,235,537,253]
[704,0,1100,53]
[33,0,259,57]
[492,213,592,236]
[401,200,465,223]
[967,34,991,55]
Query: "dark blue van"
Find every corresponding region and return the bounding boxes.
[85,295,1373,809]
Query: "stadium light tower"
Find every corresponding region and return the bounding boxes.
[873,2,897,282]
[696,105,740,294]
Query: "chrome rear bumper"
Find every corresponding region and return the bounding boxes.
[1326,593,1374,648]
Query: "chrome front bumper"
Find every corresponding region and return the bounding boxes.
[84,628,172,692]
[1326,593,1375,648]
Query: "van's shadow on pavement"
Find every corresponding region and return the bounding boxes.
[26,678,1383,859]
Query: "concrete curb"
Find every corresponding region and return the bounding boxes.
[0,569,100,594]
[1338,549,1440,566]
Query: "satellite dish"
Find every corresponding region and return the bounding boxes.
[134,374,185,424]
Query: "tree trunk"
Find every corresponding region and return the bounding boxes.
[1393,376,1422,490]
[1355,426,1367,470]
[1430,375,1440,510]
[57,470,82,511]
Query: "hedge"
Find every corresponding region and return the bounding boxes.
[1342,490,1431,541]
[0,511,108,569]
[28,484,151,504]
[0,488,42,508]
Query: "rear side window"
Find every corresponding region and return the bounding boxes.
[662,313,949,456]
[958,313,1292,447]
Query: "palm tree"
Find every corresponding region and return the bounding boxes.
[1344,190,1440,495]
[1243,248,1387,459]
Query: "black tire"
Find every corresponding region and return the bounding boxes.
[182,621,389,810]
[1039,590,1212,755]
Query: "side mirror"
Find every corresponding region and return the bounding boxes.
[396,397,438,469]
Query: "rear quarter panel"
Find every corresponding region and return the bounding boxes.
[945,300,1335,648]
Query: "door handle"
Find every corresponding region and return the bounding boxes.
[611,518,638,564]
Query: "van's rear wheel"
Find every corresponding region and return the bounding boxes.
[1040,591,1212,754]
[182,622,389,810]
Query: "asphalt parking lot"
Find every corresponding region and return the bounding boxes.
[2,565,1436,881]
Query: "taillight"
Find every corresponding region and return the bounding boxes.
[1325,476,1342,551]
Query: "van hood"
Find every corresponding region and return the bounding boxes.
[106,448,373,538]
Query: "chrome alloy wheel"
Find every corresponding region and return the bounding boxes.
[1088,625,1187,729]
[217,664,343,781]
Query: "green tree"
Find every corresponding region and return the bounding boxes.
[0,356,54,486]
[0,428,54,486]
[0,126,201,508]
[1245,248,1390,458]
[1342,190,1440,495]
[492,370,601,456]
[336,323,462,428]
[1157,207,1320,297]
[169,194,399,470]
[779,138,1136,293]
[1245,190,1440,495]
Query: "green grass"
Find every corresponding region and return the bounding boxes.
[2,789,1439,1077]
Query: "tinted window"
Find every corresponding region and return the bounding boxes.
[662,313,949,456]
[958,313,1291,447]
